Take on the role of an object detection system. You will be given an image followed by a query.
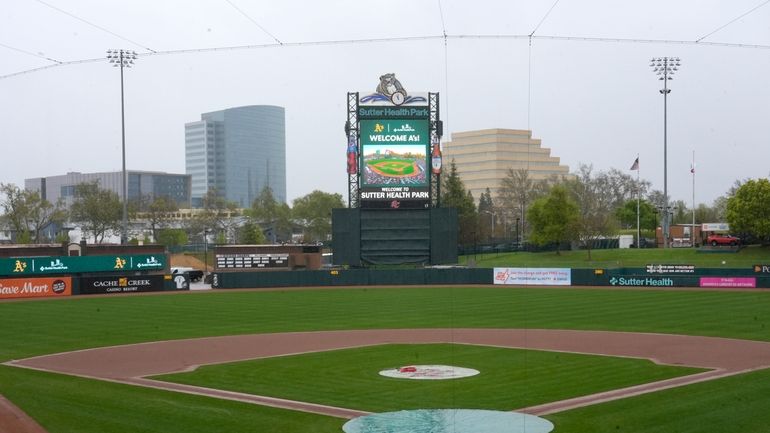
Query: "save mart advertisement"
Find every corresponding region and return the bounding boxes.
[0,276,72,300]
[359,119,430,209]
[0,254,166,276]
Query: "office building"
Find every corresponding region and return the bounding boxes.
[442,128,571,200]
[25,171,191,208]
[185,105,286,207]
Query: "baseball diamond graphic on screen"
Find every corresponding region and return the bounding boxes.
[362,145,427,186]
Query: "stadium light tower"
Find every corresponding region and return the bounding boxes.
[650,56,681,249]
[107,49,138,245]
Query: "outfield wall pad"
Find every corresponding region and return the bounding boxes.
[572,268,770,289]
[212,268,491,288]
[212,267,770,289]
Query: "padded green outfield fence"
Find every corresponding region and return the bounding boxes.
[213,267,770,289]
[213,268,492,288]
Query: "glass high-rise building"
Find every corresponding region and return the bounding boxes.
[185,105,286,208]
[25,171,191,208]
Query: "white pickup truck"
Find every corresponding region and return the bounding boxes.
[170,267,204,282]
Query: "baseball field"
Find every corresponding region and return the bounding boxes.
[366,158,418,177]
[2,286,770,432]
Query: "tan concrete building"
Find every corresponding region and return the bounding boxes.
[442,128,571,200]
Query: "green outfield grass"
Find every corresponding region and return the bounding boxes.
[464,244,770,268]
[366,158,416,175]
[154,343,702,412]
[1,287,770,433]
[0,366,342,433]
[548,367,770,433]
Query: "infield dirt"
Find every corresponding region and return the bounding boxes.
[7,328,770,424]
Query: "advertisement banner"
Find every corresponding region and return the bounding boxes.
[700,277,756,288]
[79,275,167,295]
[0,276,72,300]
[645,264,695,274]
[702,223,729,232]
[0,254,166,276]
[493,268,571,286]
[608,276,675,287]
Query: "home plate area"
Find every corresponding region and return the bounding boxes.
[359,366,553,433]
[343,409,554,433]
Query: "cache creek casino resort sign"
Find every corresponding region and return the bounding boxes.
[348,73,442,209]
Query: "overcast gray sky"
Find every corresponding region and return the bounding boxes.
[1,0,769,206]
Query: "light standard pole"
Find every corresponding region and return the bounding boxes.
[107,49,138,245]
[516,217,520,247]
[203,228,211,280]
[650,56,680,249]
[481,210,495,242]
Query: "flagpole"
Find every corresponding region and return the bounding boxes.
[636,154,641,248]
[692,150,696,247]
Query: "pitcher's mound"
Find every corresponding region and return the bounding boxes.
[379,365,479,380]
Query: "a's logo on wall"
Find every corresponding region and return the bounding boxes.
[13,260,28,273]
[361,73,427,106]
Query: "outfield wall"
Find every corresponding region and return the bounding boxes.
[212,268,491,288]
[212,267,770,289]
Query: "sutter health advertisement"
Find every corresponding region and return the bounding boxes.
[0,277,72,299]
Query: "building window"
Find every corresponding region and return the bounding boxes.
[60,185,76,197]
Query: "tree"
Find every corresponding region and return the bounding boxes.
[248,186,292,243]
[69,182,122,244]
[156,228,188,247]
[497,168,552,243]
[237,221,267,244]
[477,188,496,242]
[616,199,657,232]
[0,183,30,241]
[292,190,344,242]
[563,164,619,260]
[478,188,494,213]
[694,203,719,224]
[594,167,650,211]
[527,185,578,254]
[670,199,690,225]
[141,195,179,243]
[726,178,770,243]
[0,183,67,243]
[190,188,240,243]
[441,159,477,246]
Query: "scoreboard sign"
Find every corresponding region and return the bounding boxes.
[356,74,432,209]
[216,253,290,269]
